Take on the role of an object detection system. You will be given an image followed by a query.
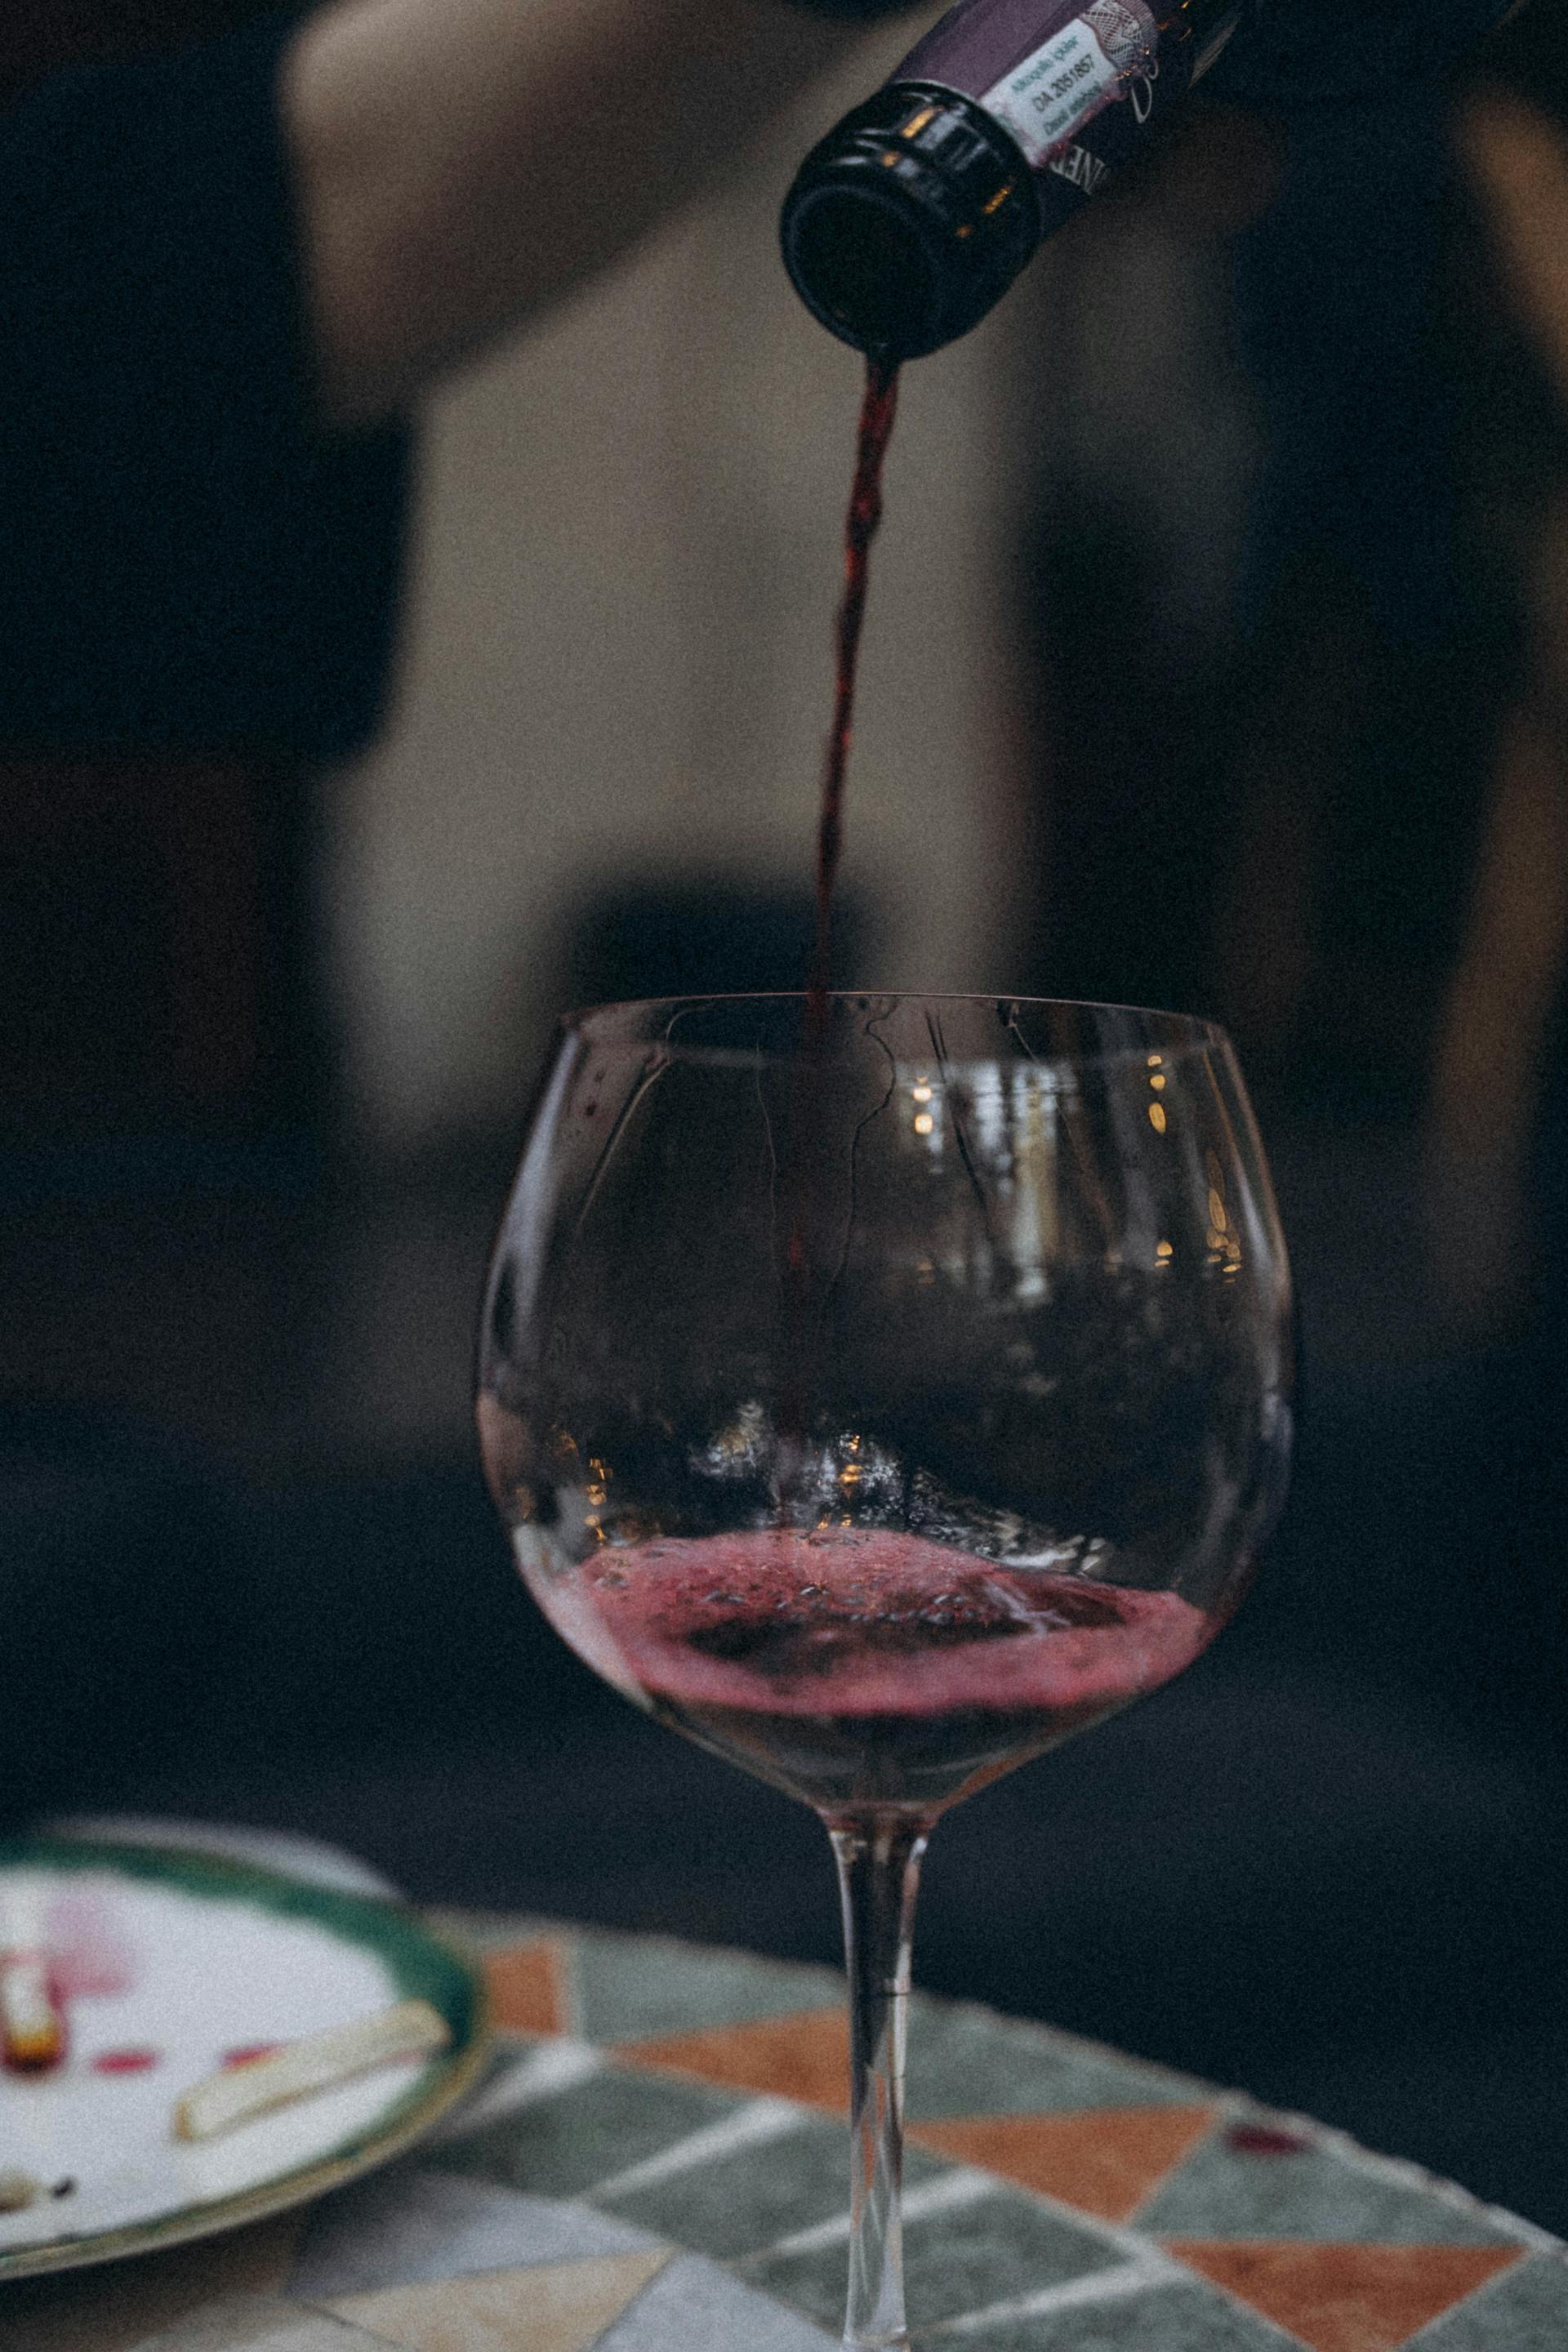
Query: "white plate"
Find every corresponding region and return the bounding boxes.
[0,1837,488,2279]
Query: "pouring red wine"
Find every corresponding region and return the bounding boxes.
[475,8,1301,2345]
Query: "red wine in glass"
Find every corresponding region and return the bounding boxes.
[567,1526,1215,1815]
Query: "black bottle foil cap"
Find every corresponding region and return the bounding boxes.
[780,84,1043,361]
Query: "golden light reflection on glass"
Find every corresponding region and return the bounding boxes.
[914,1113,934,1135]
[1147,1053,1163,1067]
[1156,1240,1174,1259]
[911,1085,933,1104]
[1150,1074,1167,1092]
[839,1432,864,1516]
[1148,1102,1167,1134]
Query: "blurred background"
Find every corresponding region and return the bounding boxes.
[7,0,1568,2240]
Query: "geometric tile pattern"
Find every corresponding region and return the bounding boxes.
[318,2247,671,2352]
[1138,2127,1521,2245]
[135,2312,392,2352]
[1164,2242,1526,2352]
[430,2068,739,2204]
[11,1915,1560,2352]
[901,1993,1209,2120]
[577,1943,840,2048]
[1407,2253,1568,2347]
[614,2011,850,2112]
[593,2254,833,2352]
[742,2180,1126,2331]
[938,2277,1314,2350]
[908,2104,1221,2221]
[484,1944,570,2039]
[594,2108,937,2259]
[287,2167,662,2298]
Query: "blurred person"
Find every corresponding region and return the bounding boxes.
[0,0,898,760]
[0,0,912,1828]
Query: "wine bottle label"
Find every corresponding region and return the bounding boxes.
[892,0,1232,237]
[898,0,1157,114]
[977,0,1156,168]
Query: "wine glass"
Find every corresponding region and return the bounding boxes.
[476,992,1292,2351]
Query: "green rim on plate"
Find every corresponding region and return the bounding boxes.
[0,1836,491,2281]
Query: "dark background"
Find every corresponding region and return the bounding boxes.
[6,0,1568,2241]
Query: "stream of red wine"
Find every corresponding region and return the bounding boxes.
[804,354,901,1032]
[780,357,902,1440]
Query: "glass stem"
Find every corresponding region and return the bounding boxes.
[830,1815,931,2352]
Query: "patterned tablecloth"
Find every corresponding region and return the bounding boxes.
[2,1910,1564,2352]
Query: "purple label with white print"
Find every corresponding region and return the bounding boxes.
[895,0,1201,222]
